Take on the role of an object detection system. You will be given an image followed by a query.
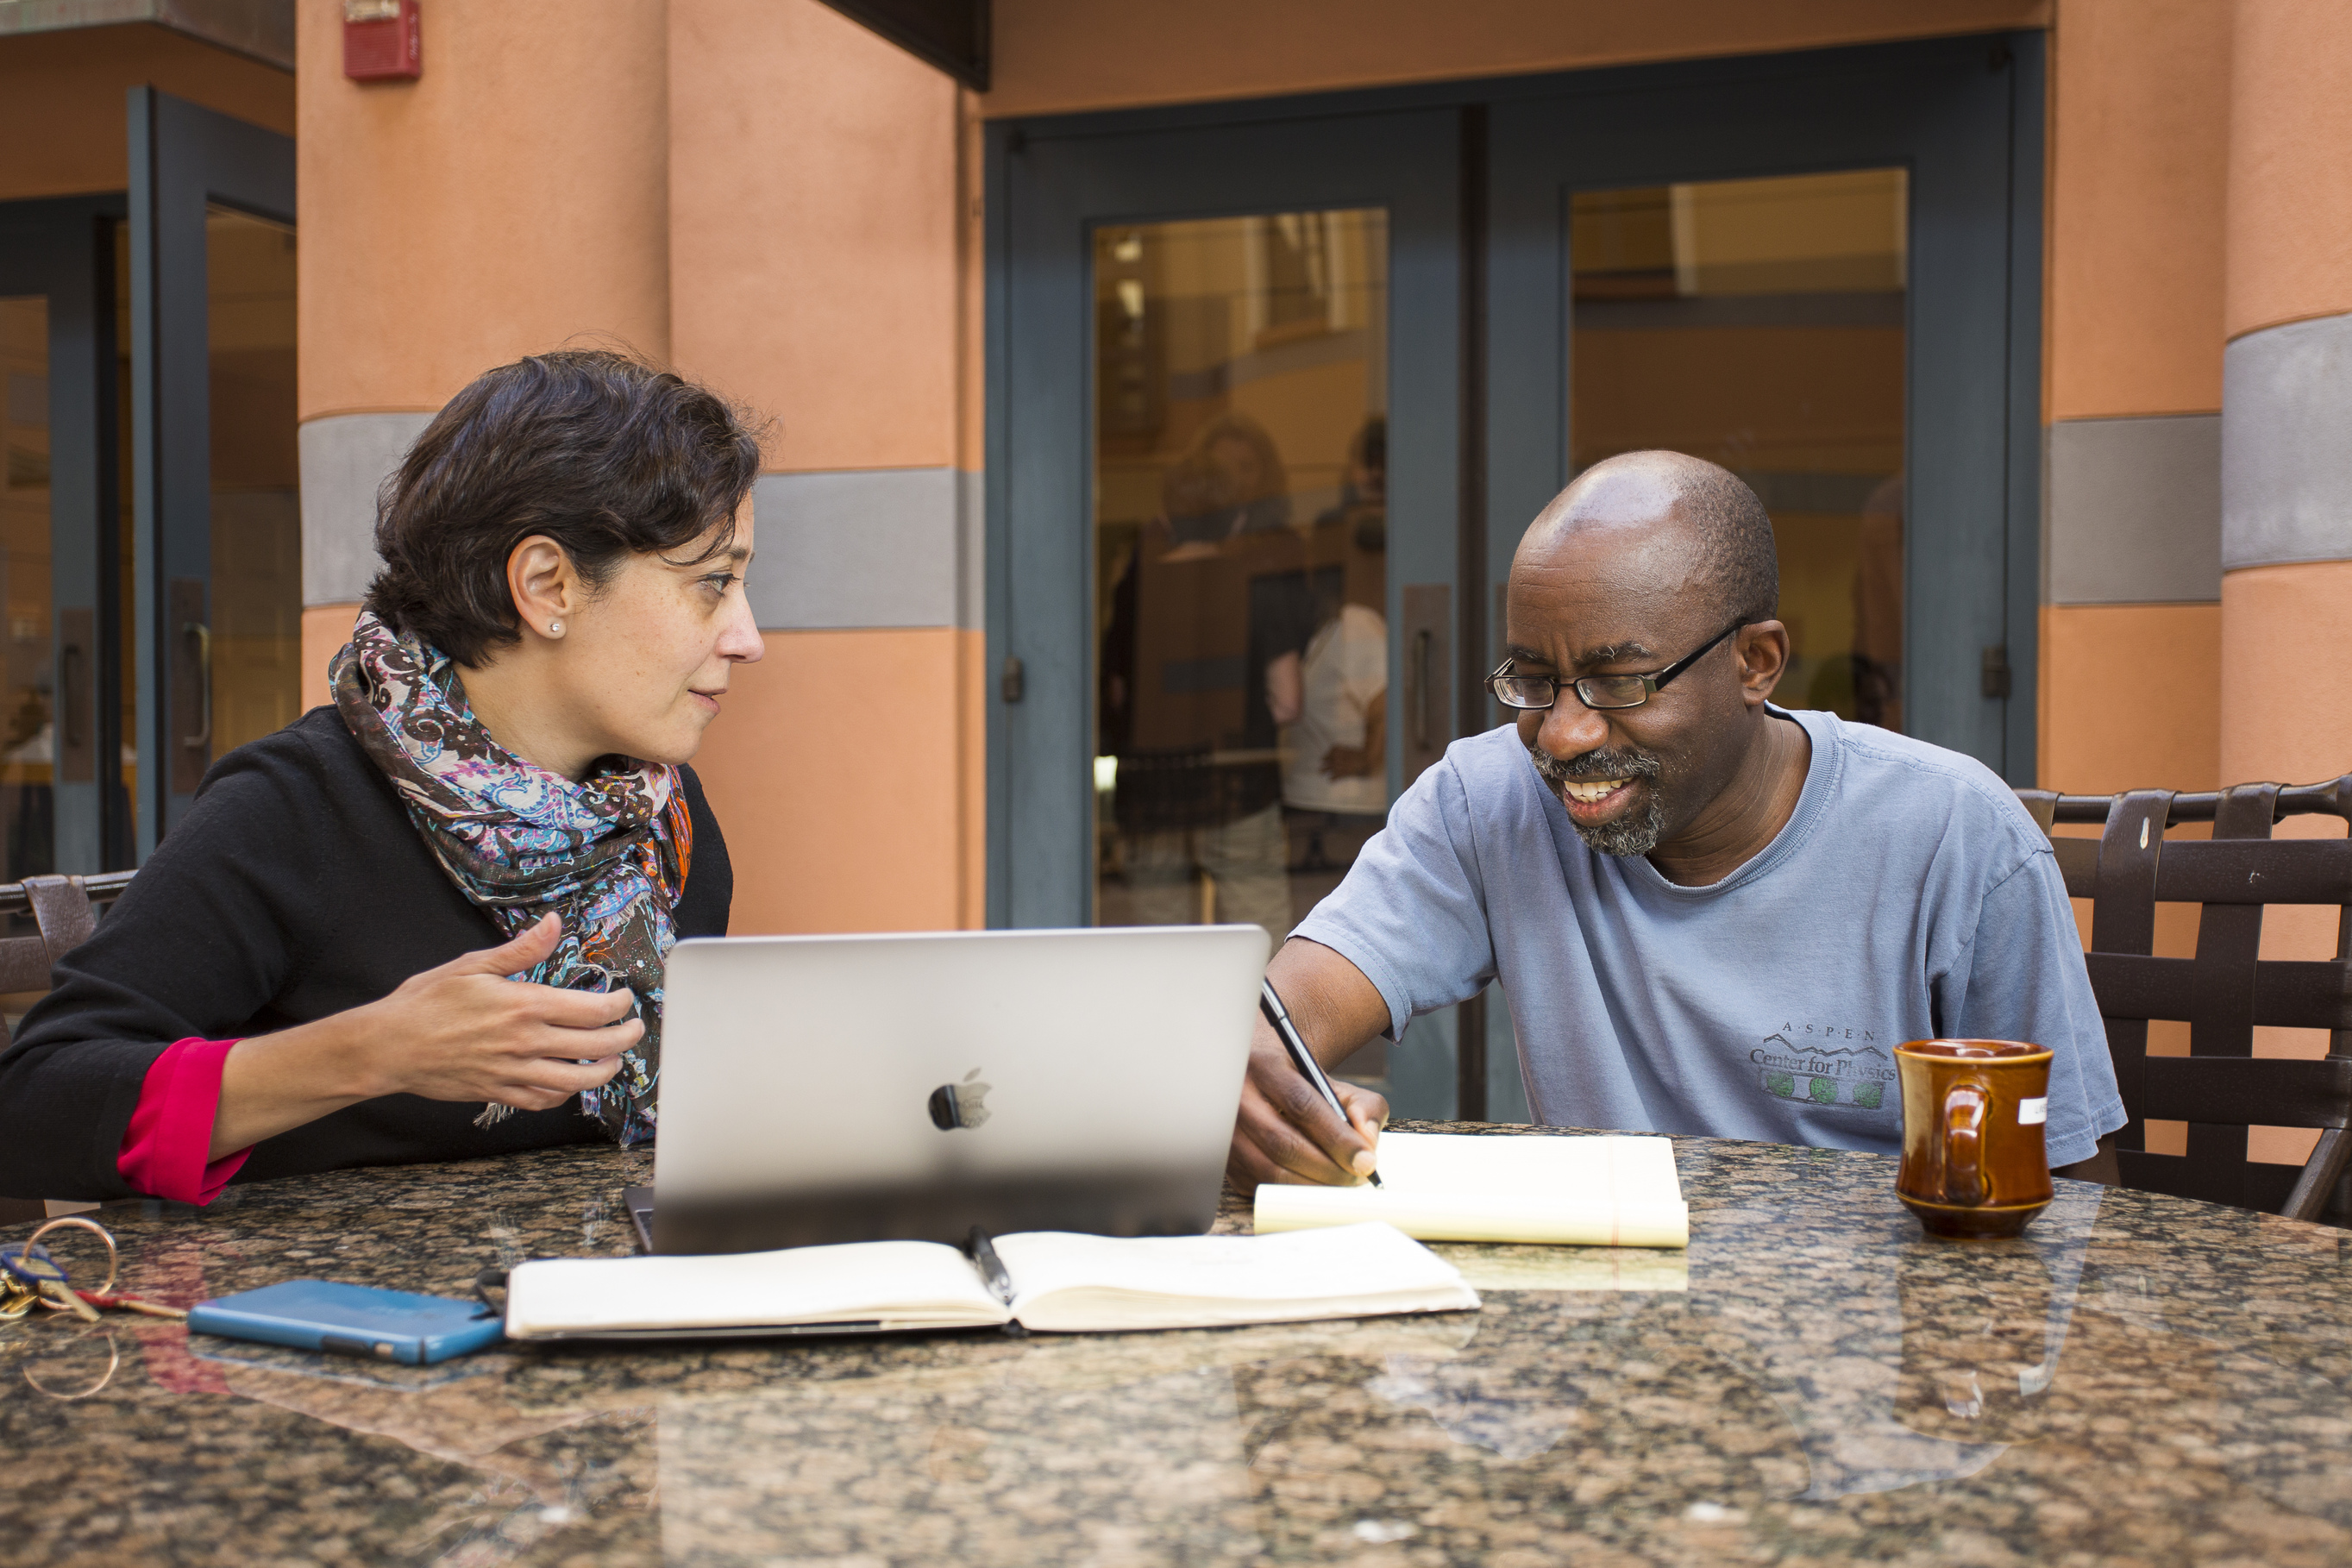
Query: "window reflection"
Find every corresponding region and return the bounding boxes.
[0,294,53,881]
[204,207,301,757]
[1094,211,1390,954]
[1571,169,1906,730]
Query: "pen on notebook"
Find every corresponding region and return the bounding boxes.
[966,1226,1016,1307]
[1259,978,1383,1188]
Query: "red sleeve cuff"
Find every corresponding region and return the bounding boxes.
[118,1038,251,1204]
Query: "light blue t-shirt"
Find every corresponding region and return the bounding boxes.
[1295,709,2125,1167]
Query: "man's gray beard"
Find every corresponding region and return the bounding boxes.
[1527,743,1667,856]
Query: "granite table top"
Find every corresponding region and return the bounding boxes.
[1,1122,2346,1568]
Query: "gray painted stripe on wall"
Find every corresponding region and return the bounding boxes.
[2224,311,2352,571]
[750,466,982,631]
[958,467,984,632]
[2046,413,2221,604]
[298,411,435,605]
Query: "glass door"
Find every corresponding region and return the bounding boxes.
[1092,210,1391,947]
[0,197,130,883]
[1568,171,1909,727]
[993,110,1466,1115]
[129,90,298,851]
[1489,37,2042,775]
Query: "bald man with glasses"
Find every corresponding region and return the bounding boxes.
[1228,449,2124,1190]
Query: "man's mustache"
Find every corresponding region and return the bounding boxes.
[1527,745,1663,787]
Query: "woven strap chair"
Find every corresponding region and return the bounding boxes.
[0,870,135,1226]
[2016,778,2352,1223]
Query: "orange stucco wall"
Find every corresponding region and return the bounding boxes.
[2038,603,2220,795]
[294,0,671,422]
[688,629,983,933]
[2034,0,2227,802]
[668,0,963,471]
[2046,0,2228,420]
[662,0,982,931]
[982,0,2048,118]
[2224,0,2352,339]
[0,25,293,203]
[2217,562,2352,791]
[300,603,360,713]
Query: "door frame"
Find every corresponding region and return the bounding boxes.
[128,87,296,855]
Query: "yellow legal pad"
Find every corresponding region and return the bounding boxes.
[1252,1131,1690,1248]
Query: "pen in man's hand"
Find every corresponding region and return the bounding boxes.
[1258,978,1383,1188]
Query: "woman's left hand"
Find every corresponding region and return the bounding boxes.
[207,914,638,1157]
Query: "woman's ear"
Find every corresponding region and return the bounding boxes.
[505,536,580,643]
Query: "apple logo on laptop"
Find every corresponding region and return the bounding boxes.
[926,1068,993,1131]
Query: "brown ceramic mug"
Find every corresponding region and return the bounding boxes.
[1895,1039,2054,1239]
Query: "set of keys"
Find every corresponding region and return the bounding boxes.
[0,1217,187,1324]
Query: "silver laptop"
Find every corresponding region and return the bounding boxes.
[637,925,1271,1255]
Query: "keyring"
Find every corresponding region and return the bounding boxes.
[16,1323,122,1402]
[24,1215,119,1308]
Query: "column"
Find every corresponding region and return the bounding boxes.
[666,0,978,933]
[2039,0,2230,797]
[2219,0,2352,791]
[2217,0,2352,1170]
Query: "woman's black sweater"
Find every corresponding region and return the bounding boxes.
[0,707,731,1200]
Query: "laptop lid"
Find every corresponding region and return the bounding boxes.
[649,925,1270,1253]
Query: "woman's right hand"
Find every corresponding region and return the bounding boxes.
[352,913,642,1108]
[210,913,642,1157]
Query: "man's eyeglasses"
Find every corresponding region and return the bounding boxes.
[1485,621,1746,712]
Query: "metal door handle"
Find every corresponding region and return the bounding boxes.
[1411,629,1433,750]
[60,644,82,750]
[181,622,211,749]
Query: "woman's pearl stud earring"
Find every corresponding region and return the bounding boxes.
[549,621,562,635]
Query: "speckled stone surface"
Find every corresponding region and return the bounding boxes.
[2,1122,2346,1567]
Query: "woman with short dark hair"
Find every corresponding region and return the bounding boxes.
[0,350,764,1201]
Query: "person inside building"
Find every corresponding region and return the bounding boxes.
[1227,448,2126,1188]
[1102,416,1311,944]
[1276,417,1389,874]
[0,349,762,1204]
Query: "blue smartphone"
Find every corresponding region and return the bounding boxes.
[185,1279,505,1365]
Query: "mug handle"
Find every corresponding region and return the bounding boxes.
[1942,1081,1989,1206]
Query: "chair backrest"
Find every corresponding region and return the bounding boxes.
[2016,778,2352,1222]
[0,871,135,1225]
[0,870,135,996]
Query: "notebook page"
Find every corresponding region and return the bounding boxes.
[1251,1132,1690,1247]
[993,1222,1477,1333]
[505,1239,1007,1338]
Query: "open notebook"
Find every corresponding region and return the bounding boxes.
[504,1221,1477,1340]
[1253,1132,1690,1247]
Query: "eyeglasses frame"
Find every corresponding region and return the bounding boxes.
[1484,619,1748,712]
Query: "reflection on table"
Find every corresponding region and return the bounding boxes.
[2,1127,2348,1566]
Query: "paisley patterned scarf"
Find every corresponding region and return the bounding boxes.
[330,610,690,1145]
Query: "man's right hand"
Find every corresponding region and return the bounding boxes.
[1228,1032,1389,1187]
[1226,937,1396,1188]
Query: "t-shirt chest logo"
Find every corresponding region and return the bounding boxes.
[1750,1025,1895,1111]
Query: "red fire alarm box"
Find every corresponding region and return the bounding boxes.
[344,0,421,82]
